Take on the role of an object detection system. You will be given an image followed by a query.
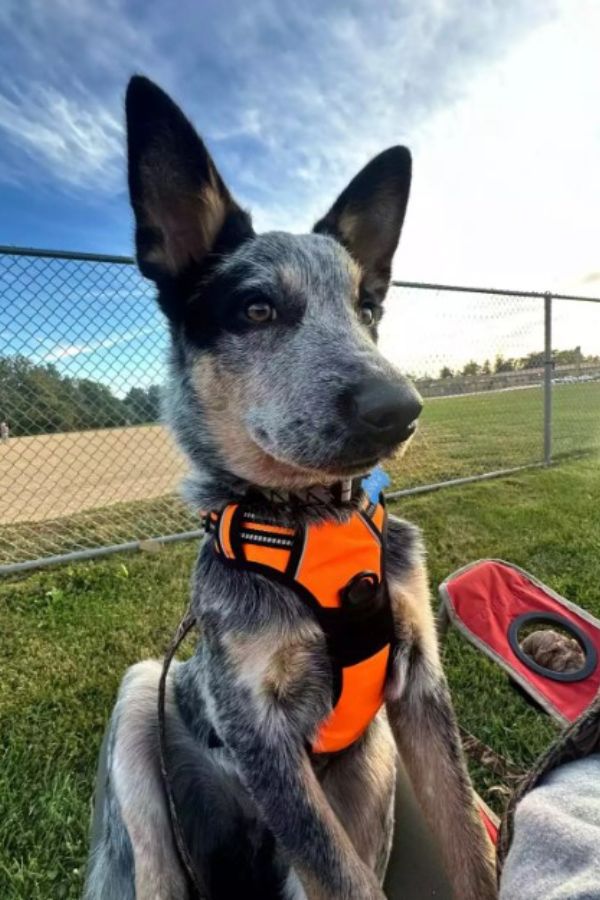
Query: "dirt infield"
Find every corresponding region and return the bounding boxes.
[0,425,187,525]
[2,381,598,530]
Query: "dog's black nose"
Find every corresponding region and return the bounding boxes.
[354,377,422,441]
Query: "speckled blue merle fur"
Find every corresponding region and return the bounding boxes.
[84,75,497,900]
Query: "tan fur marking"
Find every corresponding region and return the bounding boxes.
[296,758,383,900]
[338,186,400,248]
[224,625,321,702]
[337,190,400,295]
[320,713,396,875]
[140,159,228,275]
[337,209,362,249]
[197,182,228,251]
[264,644,311,699]
[191,356,347,489]
[278,263,305,295]
[347,255,363,294]
[192,355,235,414]
[385,562,497,898]
[395,732,496,898]
[192,356,292,482]
[388,562,441,672]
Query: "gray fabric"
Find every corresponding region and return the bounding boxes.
[500,755,600,900]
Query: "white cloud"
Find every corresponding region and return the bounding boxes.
[39,326,155,362]
[0,0,165,192]
[1,0,598,314]
[0,1,547,206]
[397,0,600,293]
[0,86,123,190]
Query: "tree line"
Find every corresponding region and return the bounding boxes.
[2,346,598,437]
[0,355,161,436]
[437,346,600,380]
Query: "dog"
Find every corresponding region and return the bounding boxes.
[84,75,496,900]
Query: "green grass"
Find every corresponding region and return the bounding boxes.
[1,455,600,898]
[388,380,600,488]
[0,495,196,567]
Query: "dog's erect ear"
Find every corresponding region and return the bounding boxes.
[125,76,253,284]
[313,147,411,300]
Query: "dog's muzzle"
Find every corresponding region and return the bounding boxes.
[351,376,423,447]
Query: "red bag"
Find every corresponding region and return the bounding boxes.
[439,560,600,724]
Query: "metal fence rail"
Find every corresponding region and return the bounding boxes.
[1,245,599,574]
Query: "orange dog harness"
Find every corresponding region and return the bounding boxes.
[206,498,396,753]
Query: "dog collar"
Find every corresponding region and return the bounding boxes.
[248,477,360,508]
[250,467,391,510]
[199,477,364,525]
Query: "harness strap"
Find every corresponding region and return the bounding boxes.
[157,608,207,900]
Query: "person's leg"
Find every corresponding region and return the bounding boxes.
[500,755,600,899]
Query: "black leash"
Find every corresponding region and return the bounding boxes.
[157,607,208,899]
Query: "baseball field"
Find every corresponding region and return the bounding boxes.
[1,380,598,565]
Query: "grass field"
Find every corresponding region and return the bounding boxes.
[1,455,600,898]
[388,380,600,488]
[1,381,599,566]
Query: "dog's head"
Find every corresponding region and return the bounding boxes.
[126,76,421,496]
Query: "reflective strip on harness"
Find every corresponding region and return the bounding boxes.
[242,520,295,537]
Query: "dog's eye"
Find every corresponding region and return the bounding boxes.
[359,305,375,327]
[245,300,277,324]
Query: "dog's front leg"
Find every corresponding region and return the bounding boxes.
[385,562,497,900]
[204,627,385,900]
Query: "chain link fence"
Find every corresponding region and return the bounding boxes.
[1,246,599,573]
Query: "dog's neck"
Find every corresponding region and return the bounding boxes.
[183,469,366,525]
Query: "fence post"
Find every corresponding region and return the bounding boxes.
[543,292,553,465]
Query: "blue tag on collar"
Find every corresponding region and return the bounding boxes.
[361,466,390,503]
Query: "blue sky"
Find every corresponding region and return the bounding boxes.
[0,0,562,267]
[1,0,599,388]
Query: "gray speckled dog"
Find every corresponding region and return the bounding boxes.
[84,76,496,900]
